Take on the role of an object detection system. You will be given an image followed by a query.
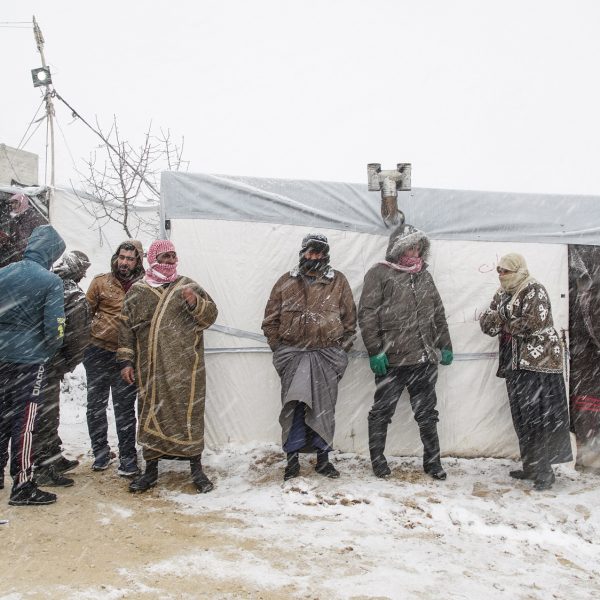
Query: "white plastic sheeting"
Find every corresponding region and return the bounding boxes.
[50,187,157,279]
[170,220,568,459]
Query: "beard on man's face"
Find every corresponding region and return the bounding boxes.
[118,263,132,277]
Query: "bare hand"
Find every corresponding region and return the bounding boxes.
[121,366,135,385]
[181,285,198,308]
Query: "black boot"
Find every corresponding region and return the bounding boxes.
[315,451,340,478]
[421,424,446,480]
[368,417,391,478]
[533,471,555,491]
[509,469,534,480]
[190,456,214,493]
[284,452,300,481]
[129,459,159,493]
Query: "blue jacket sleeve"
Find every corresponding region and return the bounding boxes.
[44,276,65,359]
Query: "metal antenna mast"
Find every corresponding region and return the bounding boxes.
[32,15,55,188]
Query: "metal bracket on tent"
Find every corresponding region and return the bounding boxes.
[367,162,411,227]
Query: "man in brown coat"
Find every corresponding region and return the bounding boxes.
[118,239,218,494]
[262,233,356,480]
[84,240,144,475]
[359,224,452,480]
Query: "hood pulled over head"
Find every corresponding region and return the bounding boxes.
[110,239,144,278]
[385,223,430,262]
[23,225,66,270]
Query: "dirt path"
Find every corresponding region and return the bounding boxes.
[0,464,310,599]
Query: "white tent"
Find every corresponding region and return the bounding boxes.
[156,173,600,458]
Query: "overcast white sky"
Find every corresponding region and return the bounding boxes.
[2,0,599,195]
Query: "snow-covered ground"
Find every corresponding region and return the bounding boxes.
[43,370,600,599]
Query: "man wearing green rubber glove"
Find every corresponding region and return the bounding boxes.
[358,223,452,480]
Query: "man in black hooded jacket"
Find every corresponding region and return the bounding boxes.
[34,250,91,487]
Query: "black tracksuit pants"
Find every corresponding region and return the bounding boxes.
[0,361,46,487]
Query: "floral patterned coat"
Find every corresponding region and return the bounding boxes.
[480,280,563,377]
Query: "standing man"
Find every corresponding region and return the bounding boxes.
[0,225,65,505]
[262,233,356,481]
[358,224,452,480]
[84,240,144,475]
[118,240,218,494]
[34,251,91,487]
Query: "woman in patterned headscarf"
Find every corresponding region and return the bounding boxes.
[480,253,572,490]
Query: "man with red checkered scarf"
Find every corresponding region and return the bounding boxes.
[117,240,218,494]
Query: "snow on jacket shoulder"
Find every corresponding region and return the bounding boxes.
[0,225,66,364]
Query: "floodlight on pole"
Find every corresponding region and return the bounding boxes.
[31,66,52,88]
[367,162,411,226]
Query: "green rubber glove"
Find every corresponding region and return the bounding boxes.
[369,352,389,376]
[440,348,453,366]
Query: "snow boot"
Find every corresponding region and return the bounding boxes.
[369,419,391,478]
[315,451,340,478]
[533,471,555,491]
[284,452,300,481]
[420,424,445,479]
[190,456,214,493]
[129,459,159,493]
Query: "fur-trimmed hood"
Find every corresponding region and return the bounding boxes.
[385,223,430,262]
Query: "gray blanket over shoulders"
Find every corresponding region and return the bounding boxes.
[273,345,348,448]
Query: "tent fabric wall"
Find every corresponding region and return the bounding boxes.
[49,187,157,279]
[159,175,572,458]
[161,172,600,245]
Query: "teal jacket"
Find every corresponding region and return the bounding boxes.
[0,225,66,364]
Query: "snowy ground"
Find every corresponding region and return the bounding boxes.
[1,371,599,600]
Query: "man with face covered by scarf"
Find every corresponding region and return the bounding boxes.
[84,240,144,476]
[262,233,357,480]
[480,253,572,491]
[117,239,218,494]
[33,251,91,487]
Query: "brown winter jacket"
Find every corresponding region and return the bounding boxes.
[86,240,144,352]
[262,268,357,352]
[358,264,452,366]
[86,273,129,352]
[480,280,563,377]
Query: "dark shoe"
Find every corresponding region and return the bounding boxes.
[315,461,340,478]
[9,481,57,506]
[284,452,300,481]
[129,460,159,493]
[0,470,4,490]
[117,458,140,478]
[372,456,391,478]
[533,472,555,491]
[192,470,214,494]
[92,451,116,471]
[509,469,534,481]
[426,465,447,481]
[190,456,214,493]
[53,456,80,474]
[35,466,74,487]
